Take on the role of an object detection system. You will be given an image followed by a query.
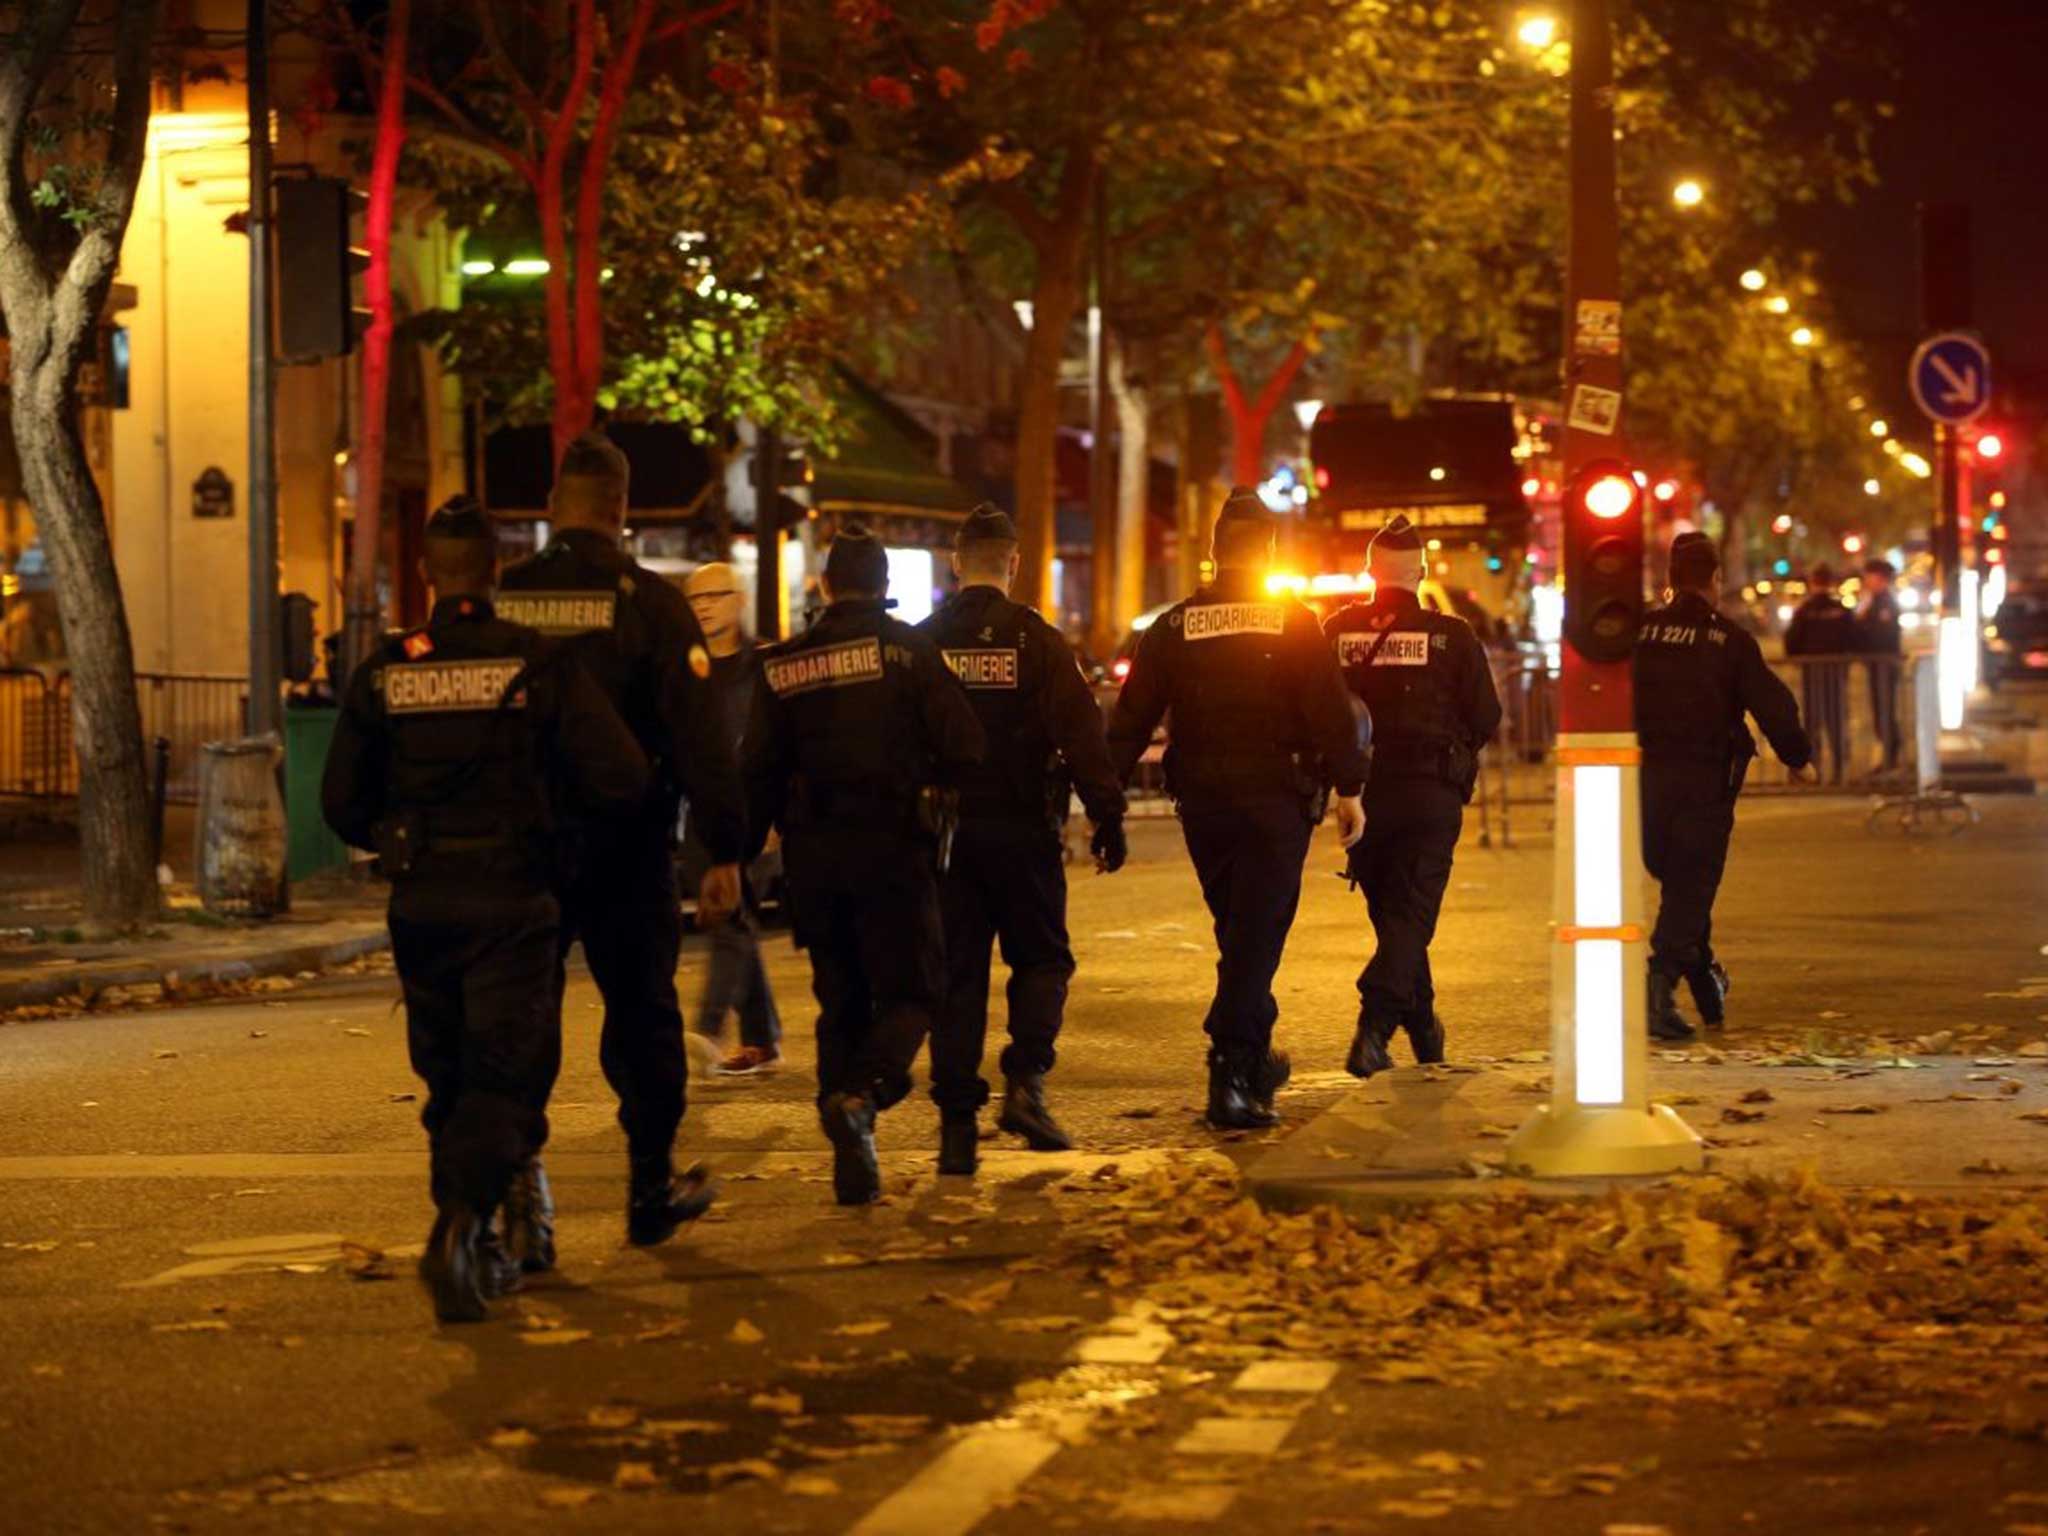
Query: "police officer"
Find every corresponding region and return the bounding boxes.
[1107,487,1369,1130]
[919,505,1128,1176]
[1858,556,1905,773]
[1636,532,1816,1039]
[497,433,746,1254]
[1324,516,1502,1077]
[1783,562,1858,785]
[322,499,651,1322]
[747,525,986,1204]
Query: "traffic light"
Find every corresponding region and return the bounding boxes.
[1562,459,1643,664]
[275,176,369,360]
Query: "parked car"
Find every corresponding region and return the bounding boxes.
[1985,580,2048,689]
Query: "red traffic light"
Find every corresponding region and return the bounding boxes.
[1562,459,1645,665]
[1976,433,2004,459]
[1581,473,1638,520]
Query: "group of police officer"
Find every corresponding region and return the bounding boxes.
[324,435,1809,1324]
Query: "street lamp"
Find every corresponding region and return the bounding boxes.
[1516,11,1561,49]
[1671,178,1706,209]
[1864,478,1881,496]
[1763,295,1791,315]
[1739,268,1767,292]
[1870,418,1889,438]
[1790,326,1815,347]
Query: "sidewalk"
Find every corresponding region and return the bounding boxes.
[1247,1047,2048,1214]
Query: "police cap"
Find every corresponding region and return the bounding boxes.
[955,502,1018,550]
[1862,556,1896,579]
[824,522,890,595]
[1216,485,1272,530]
[1809,561,1836,586]
[1669,530,1720,585]
[1368,514,1423,555]
[424,495,492,543]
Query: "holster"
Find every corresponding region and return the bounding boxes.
[1291,753,1331,826]
[373,809,425,879]
[1446,740,1480,804]
[916,785,961,874]
[1727,732,1758,798]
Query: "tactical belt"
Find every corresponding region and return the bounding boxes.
[431,831,518,853]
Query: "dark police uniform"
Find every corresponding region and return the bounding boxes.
[1783,583,1858,784]
[1634,574,1811,1036]
[747,527,986,1203]
[1324,560,1501,1073]
[918,507,1127,1169]
[497,522,746,1234]
[322,576,649,1321]
[1859,575,1904,771]
[1107,496,1369,1128]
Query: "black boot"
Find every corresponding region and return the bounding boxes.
[1404,1011,1446,1065]
[476,1216,524,1300]
[821,1091,882,1205]
[1346,1009,1396,1079]
[997,1075,1073,1151]
[501,1157,556,1273]
[1206,1052,1279,1131]
[626,1156,719,1246]
[938,1112,979,1177]
[1686,963,1729,1028]
[1648,970,1695,1042]
[418,1205,489,1324]
[1251,1047,1291,1112]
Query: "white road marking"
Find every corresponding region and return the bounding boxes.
[1115,1484,1240,1521]
[1231,1359,1340,1394]
[1173,1417,1298,1456]
[847,1423,1069,1536]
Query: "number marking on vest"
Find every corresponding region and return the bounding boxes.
[1644,624,1700,646]
[381,658,528,714]
[1182,602,1287,640]
[942,648,1020,689]
[495,591,618,636]
[764,637,884,697]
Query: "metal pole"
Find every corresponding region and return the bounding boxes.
[1934,423,1962,612]
[1088,169,1115,656]
[246,0,281,737]
[755,426,783,642]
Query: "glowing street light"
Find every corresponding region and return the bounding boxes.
[1842,533,1866,555]
[1671,178,1706,209]
[1790,326,1816,347]
[1869,418,1890,438]
[1763,295,1791,315]
[1739,269,1767,292]
[1516,11,1561,49]
[1864,478,1881,496]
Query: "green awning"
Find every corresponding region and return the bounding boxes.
[811,369,977,520]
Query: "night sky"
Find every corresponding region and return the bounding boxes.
[1789,0,2048,409]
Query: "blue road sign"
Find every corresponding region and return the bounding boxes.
[1910,332,1992,425]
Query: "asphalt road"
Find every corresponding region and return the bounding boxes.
[5,790,2048,1535]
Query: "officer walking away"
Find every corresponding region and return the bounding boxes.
[1857,556,1905,774]
[497,433,746,1255]
[1324,515,1502,1078]
[919,505,1128,1177]
[747,525,986,1204]
[1783,563,1858,785]
[322,499,651,1322]
[680,562,785,1076]
[1107,487,1368,1130]
[1635,532,1816,1040]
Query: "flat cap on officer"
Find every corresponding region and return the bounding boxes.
[956,503,1018,550]
[1368,513,1423,555]
[1216,484,1272,529]
[825,522,890,594]
[1669,530,1719,583]
[425,495,493,543]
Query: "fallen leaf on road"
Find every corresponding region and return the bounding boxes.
[729,1318,765,1345]
[932,1278,1014,1315]
[1603,1527,1676,1536]
[1963,1161,2014,1176]
[1377,1500,1453,1519]
[152,1319,230,1334]
[842,1414,930,1439]
[489,1427,538,1450]
[247,1030,267,1039]
[1721,1107,1766,1124]
[2019,1110,2048,1124]
[1910,1031,1955,1055]
[1740,1087,1775,1104]
[705,1459,779,1487]
[831,1320,892,1337]
[1118,1107,1161,1119]
[1818,1104,1886,1115]
[538,1488,600,1509]
[998,1315,1084,1333]
[643,1419,728,1436]
[1412,1451,1481,1474]
[750,1390,803,1416]
[520,1329,593,1347]
[152,1049,178,1060]
[786,1473,842,1497]
[342,1242,392,1281]
[343,1027,371,1038]
[612,1462,661,1491]
[388,1092,418,1103]
[2018,1041,2048,1058]
[635,1321,687,1342]
[587,1405,639,1429]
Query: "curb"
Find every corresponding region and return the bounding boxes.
[0,928,389,1010]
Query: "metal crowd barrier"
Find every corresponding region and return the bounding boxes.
[0,672,248,804]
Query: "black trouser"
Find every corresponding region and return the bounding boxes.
[1641,758,1735,981]
[1867,655,1903,771]
[932,816,1073,1114]
[1350,774,1463,1026]
[1800,661,1851,784]
[784,823,943,1110]
[1177,788,1313,1060]
[389,873,561,1214]
[557,823,687,1164]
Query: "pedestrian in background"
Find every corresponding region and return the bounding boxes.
[322,499,650,1322]
[919,504,1128,1177]
[1858,557,1905,774]
[1783,562,1857,785]
[682,561,784,1078]
[497,433,744,1258]
[1323,515,1501,1077]
[1635,532,1816,1040]
[746,525,986,1205]
[1108,487,1368,1130]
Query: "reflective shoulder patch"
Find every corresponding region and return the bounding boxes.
[495,590,618,637]
[942,648,1020,689]
[763,636,884,697]
[402,631,433,659]
[1181,602,1287,641]
[380,657,528,714]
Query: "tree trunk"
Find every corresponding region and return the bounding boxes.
[1011,241,1084,616]
[1206,325,1312,489]
[1108,332,1149,630]
[348,0,411,678]
[13,375,156,929]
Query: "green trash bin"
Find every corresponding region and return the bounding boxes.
[283,705,349,881]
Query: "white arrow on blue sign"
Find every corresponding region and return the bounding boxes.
[1909,332,1992,425]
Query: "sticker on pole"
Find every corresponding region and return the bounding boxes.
[1567,385,1622,436]
[1909,332,1991,425]
[1573,300,1621,357]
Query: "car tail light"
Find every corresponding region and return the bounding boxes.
[2026,651,2048,669]
[1112,658,1131,680]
